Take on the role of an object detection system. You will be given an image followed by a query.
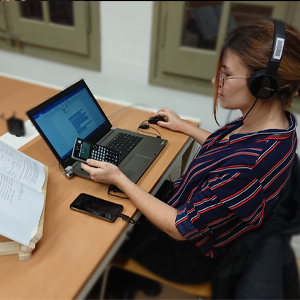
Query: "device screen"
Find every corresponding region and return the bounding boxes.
[71,137,119,165]
[72,138,92,162]
[31,84,107,161]
[70,193,123,222]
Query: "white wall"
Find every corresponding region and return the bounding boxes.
[0,1,299,256]
[0,1,234,132]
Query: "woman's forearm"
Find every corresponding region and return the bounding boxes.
[117,173,185,240]
[179,121,212,145]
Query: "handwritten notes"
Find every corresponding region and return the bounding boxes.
[0,140,45,246]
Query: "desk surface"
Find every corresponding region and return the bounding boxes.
[0,76,198,299]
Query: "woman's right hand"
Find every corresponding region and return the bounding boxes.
[152,108,212,145]
[151,108,186,133]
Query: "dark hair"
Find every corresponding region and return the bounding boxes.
[213,20,300,124]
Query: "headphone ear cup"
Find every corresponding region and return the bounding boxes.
[248,70,280,99]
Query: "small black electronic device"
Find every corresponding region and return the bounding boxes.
[7,115,25,137]
[148,116,165,125]
[1,113,25,137]
[70,193,123,222]
[71,138,119,165]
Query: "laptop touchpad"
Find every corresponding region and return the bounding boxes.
[124,155,151,172]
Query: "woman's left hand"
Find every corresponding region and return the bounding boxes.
[80,159,122,185]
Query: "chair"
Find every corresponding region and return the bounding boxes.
[100,253,212,299]
[212,155,300,299]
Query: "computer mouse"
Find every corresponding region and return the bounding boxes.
[148,116,165,124]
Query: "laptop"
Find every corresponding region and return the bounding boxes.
[26,79,168,183]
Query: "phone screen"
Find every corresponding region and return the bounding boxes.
[71,138,119,165]
[72,138,93,162]
[70,193,123,222]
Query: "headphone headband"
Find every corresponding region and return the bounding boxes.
[266,20,286,75]
[248,20,286,99]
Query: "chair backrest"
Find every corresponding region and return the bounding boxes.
[212,154,300,299]
[234,233,299,299]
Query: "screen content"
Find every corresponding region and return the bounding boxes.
[33,86,106,160]
[79,141,91,160]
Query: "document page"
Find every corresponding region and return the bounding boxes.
[0,173,44,246]
[0,140,45,245]
[0,140,45,190]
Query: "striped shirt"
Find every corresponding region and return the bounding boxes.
[168,111,297,258]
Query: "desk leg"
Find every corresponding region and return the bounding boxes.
[99,265,112,299]
[75,221,136,299]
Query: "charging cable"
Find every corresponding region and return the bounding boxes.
[58,162,74,179]
[108,184,129,199]
[118,213,141,225]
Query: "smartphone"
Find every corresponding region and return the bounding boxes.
[70,193,123,222]
[71,137,119,165]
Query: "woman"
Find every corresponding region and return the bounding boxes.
[81,20,300,284]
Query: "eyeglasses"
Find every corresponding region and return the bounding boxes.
[219,72,250,87]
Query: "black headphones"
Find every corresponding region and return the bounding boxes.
[248,20,286,99]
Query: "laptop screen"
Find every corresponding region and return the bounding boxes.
[27,79,112,167]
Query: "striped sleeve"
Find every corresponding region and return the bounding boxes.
[175,169,264,257]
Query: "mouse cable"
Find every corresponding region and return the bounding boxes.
[137,120,161,138]
[118,213,141,225]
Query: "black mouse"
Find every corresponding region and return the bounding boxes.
[148,116,165,124]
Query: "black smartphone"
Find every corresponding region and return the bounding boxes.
[71,138,119,165]
[70,193,123,222]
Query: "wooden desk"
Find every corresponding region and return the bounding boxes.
[0,76,198,299]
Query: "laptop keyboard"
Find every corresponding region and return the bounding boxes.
[106,132,143,163]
